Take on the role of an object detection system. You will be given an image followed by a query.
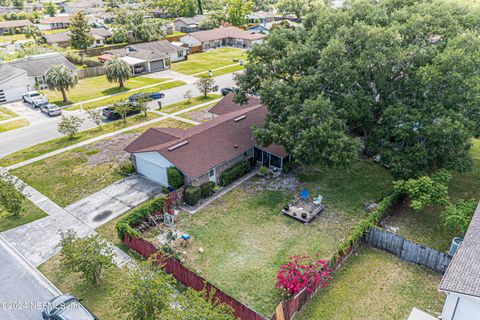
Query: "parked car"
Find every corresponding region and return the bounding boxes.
[102,102,140,120]
[129,92,165,106]
[22,91,48,108]
[40,104,62,117]
[221,87,238,96]
[42,294,97,320]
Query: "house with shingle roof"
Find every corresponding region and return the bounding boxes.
[43,28,112,47]
[179,26,266,51]
[0,19,32,35]
[438,201,480,319]
[124,94,288,187]
[174,15,208,33]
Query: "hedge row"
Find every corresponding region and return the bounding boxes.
[167,167,184,190]
[220,160,251,186]
[337,192,402,255]
[116,196,166,240]
[184,181,216,206]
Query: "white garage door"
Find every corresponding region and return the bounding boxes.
[135,156,168,186]
[0,85,28,103]
[150,59,165,71]
[453,297,480,320]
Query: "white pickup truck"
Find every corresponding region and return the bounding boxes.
[22,91,49,108]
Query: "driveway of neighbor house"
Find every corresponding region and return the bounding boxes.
[1,174,162,267]
[0,235,60,320]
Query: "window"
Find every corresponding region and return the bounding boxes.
[177,50,184,58]
[209,169,214,177]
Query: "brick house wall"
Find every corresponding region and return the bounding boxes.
[186,148,254,187]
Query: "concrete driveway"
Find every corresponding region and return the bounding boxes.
[1,174,162,266]
[0,236,60,320]
[65,174,163,229]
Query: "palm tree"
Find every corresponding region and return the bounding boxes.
[45,65,77,103]
[104,58,131,88]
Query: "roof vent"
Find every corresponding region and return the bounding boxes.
[168,141,188,151]
[233,144,238,148]
[233,115,246,122]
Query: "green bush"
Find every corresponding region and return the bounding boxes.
[220,160,251,186]
[200,181,215,199]
[118,162,135,176]
[185,186,201,206]
[167,167,184,190]
[337,192,402,256]
[116,196,166,240]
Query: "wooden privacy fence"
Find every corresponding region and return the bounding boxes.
[77,66,105,79]
[364,227,452,274]
[123,236,267,320]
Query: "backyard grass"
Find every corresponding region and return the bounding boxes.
[195,64,245,78]
[0,106,19,121]
[0,112,161,167]
[386,138,480,251]
[38,254,123,320]
[73,80,187,111]
[143,161,392,316]
[171,48,247,75]
[161,94,222,113]
[125,118,193,134]
[42,75,169,106]
[0,118,29,132]
[296,247,445,320]
[0,199,47,232]
[42,28,69,35]
[0,33,27,42]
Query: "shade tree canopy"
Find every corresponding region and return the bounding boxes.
[236,0,480,179]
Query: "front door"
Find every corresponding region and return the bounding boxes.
[209,168,216,182]
[262,151,270,167]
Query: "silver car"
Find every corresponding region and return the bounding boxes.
[40,104,62,117]
[42,294,97,320]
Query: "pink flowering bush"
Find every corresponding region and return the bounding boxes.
[276,255,332,295]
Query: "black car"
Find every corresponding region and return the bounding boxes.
[42,294,97,320]
[102,102,140,120]
[221,87,238,96]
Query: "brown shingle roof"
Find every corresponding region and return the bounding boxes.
[208,93,261,116]
[0,19,32,29]
[440,201,480,297]
[125,104,287,178]
[40,15,71,24]
[189,26,266,42]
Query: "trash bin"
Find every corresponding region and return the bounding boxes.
[157,101,162,110]
[240,60,244,66]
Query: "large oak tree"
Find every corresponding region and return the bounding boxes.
[236,0,480,179]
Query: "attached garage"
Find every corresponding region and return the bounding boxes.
[0,65,29,103]
[134,152,173,186]
[150,59,165,71]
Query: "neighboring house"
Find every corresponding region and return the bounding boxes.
[180,27,266,51]
[247,20,298,35]
[174,15,208,33]
[247,11,277,24]
[23,2,44,12]
[0,19,33,35]
[124,94,289,187]
[439,201,480,320]
[63,0,104,14]
[38,15,71,30]
[44,28,112,47]
[0,6,20,14]
[151,9,175,19]
[8,52,76,89]
[107,40,186,74]
[0,64,29,103]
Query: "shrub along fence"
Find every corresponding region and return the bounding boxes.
[364,227,452,274]
[123,235,267,320]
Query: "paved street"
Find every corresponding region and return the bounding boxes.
[0,235,60,320]
[0,72,236,158]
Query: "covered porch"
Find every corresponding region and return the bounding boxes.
[254,147,290,170]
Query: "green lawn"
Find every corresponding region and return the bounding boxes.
[171,48,247,75]
[42,28,69,35]
[142,161,392,315]
[0,112,161,168]
[0,199,47,232]
[42,75,169,106]
[38,254,123,320]
[0,33,27,42]
[181,102,218,122]
[161,94,222,113]
[0,106,19,121]
[195,64,245,78]
[9,116,193,207]
[386,138,480,251]
[0,118,29,132]
[297,247,445,320]
[72,80,187,111]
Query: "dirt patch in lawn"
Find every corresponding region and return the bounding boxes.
[86,133,140,166]
[185,109,215,122]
